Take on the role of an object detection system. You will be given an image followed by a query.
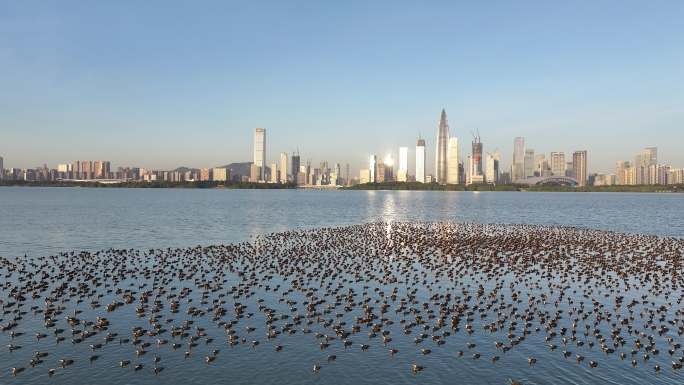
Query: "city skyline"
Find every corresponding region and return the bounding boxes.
[1,116,682,185]
[1,2,682,172]
[5,119,682,187]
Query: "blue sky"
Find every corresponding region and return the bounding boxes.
[1,1,682,174]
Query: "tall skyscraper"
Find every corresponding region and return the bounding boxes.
[512,137,525,181]
[550,152,566,176]
[369,155,377,183]
[416,137,426,183]
[524,149,535,178]
[573,150,588,186]
[398,147,408,182]
[435,109,449,184]
[471,134,483,177]
[279,152,288,183]
[0,156,3,179]
[291,151,300,184]
[253,128,266,181]
[447,137,459,184]
[381,155,394,182]
[345,163,350,186]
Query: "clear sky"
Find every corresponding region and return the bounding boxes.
[1,1,682,174]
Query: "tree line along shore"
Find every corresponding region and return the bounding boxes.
[1,180,683,192]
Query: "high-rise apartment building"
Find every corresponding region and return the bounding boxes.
[200,168,212,181]
[398,147,408,182]
[616,160,629,185]
[212,167,228,182]
[512,137,525,181]
[550,152,566,176]
[71,161,81,179]
[643,147,658,166]
[447,137,459,184]
[435,109,449,184]
[253,128,266,181]
[250,164,260,183]
[93,161,110,179]
[485,151,500,184]
[269,162,278,183]
[524,149,535,178]
[279,152,288,183]
[416,137,426,183]
[572,150,587,187]
[80,161,93,180]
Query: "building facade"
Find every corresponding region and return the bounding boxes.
[512,137,525,181]
[524,149,535,178]
[253,128,266,181]
[550,152,566,176]
[447,137,459,184]
[369,155,377,183]
[398,147,408,182]
[416,138,426,183]
[572,150,588,187]
[435,109,449,184]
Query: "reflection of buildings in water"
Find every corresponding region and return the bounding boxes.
[382,192,397,222]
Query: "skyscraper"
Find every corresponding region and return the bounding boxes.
[416,137,426,183]
[616,160,629,185]
[291,151,300,184]
[447,137,459,184]
[485,151,500,184]
[253,128,266,181]
[471,134,483,177]
[550,152,566,176]
[398,147,408,182]
[512,137,525,181]
[524,149,535,178]
[643,147,658,166]
[369,155,377,183]
[573,150,587,187]
[345,164,350,186]
[279,152,288,183]
[435,109,449,184]
[0,156,3,179]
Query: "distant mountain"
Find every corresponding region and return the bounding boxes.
[172,162,271,180]
[172,166,197,173]
[221,162,252,178]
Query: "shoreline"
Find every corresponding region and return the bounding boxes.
[1,181,683,193]
[342,182,684,193]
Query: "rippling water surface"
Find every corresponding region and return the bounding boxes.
[0,187,683,385]
[1,188,682,257]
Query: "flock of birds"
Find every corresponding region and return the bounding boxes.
[1,221,684,384]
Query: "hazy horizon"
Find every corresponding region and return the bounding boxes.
[1,1,682,175]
